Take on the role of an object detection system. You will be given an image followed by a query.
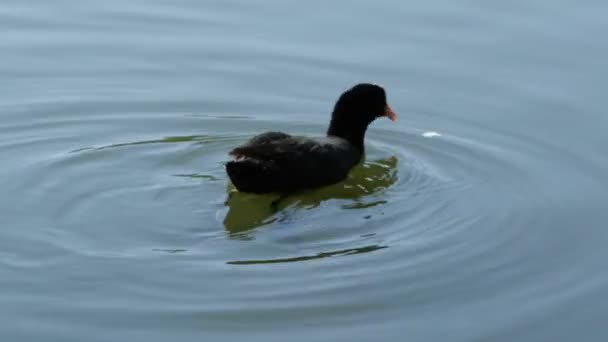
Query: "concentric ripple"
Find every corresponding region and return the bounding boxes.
[2,105,607,341]
[2,0,608,340]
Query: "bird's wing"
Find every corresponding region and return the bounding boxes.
[230,134,344,163]
[229,131,293,159]
[235,135,359,177]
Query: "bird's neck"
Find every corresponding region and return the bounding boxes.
[326,115,369,151]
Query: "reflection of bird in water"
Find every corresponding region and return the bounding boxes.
[225,83,397,194]
[222,156,398,235]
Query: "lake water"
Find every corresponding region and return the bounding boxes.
[2,1,608,341]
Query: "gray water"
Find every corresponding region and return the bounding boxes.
[2,1,608,341]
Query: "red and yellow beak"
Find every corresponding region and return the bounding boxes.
[385,105,397,122]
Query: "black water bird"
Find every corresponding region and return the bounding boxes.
[226,83,397,194]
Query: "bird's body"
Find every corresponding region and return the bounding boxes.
[225,83,397,194]
[226,132,361,193]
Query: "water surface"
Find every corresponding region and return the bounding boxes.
[2,1,608,341]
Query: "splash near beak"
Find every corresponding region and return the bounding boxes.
[385,105,397,122]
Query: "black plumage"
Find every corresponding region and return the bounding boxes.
[226,83,397,194]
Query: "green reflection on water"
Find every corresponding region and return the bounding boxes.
[223,156,398,235]
[226,244,388,265]
[172,173,219,181]
[70,134,241,153]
